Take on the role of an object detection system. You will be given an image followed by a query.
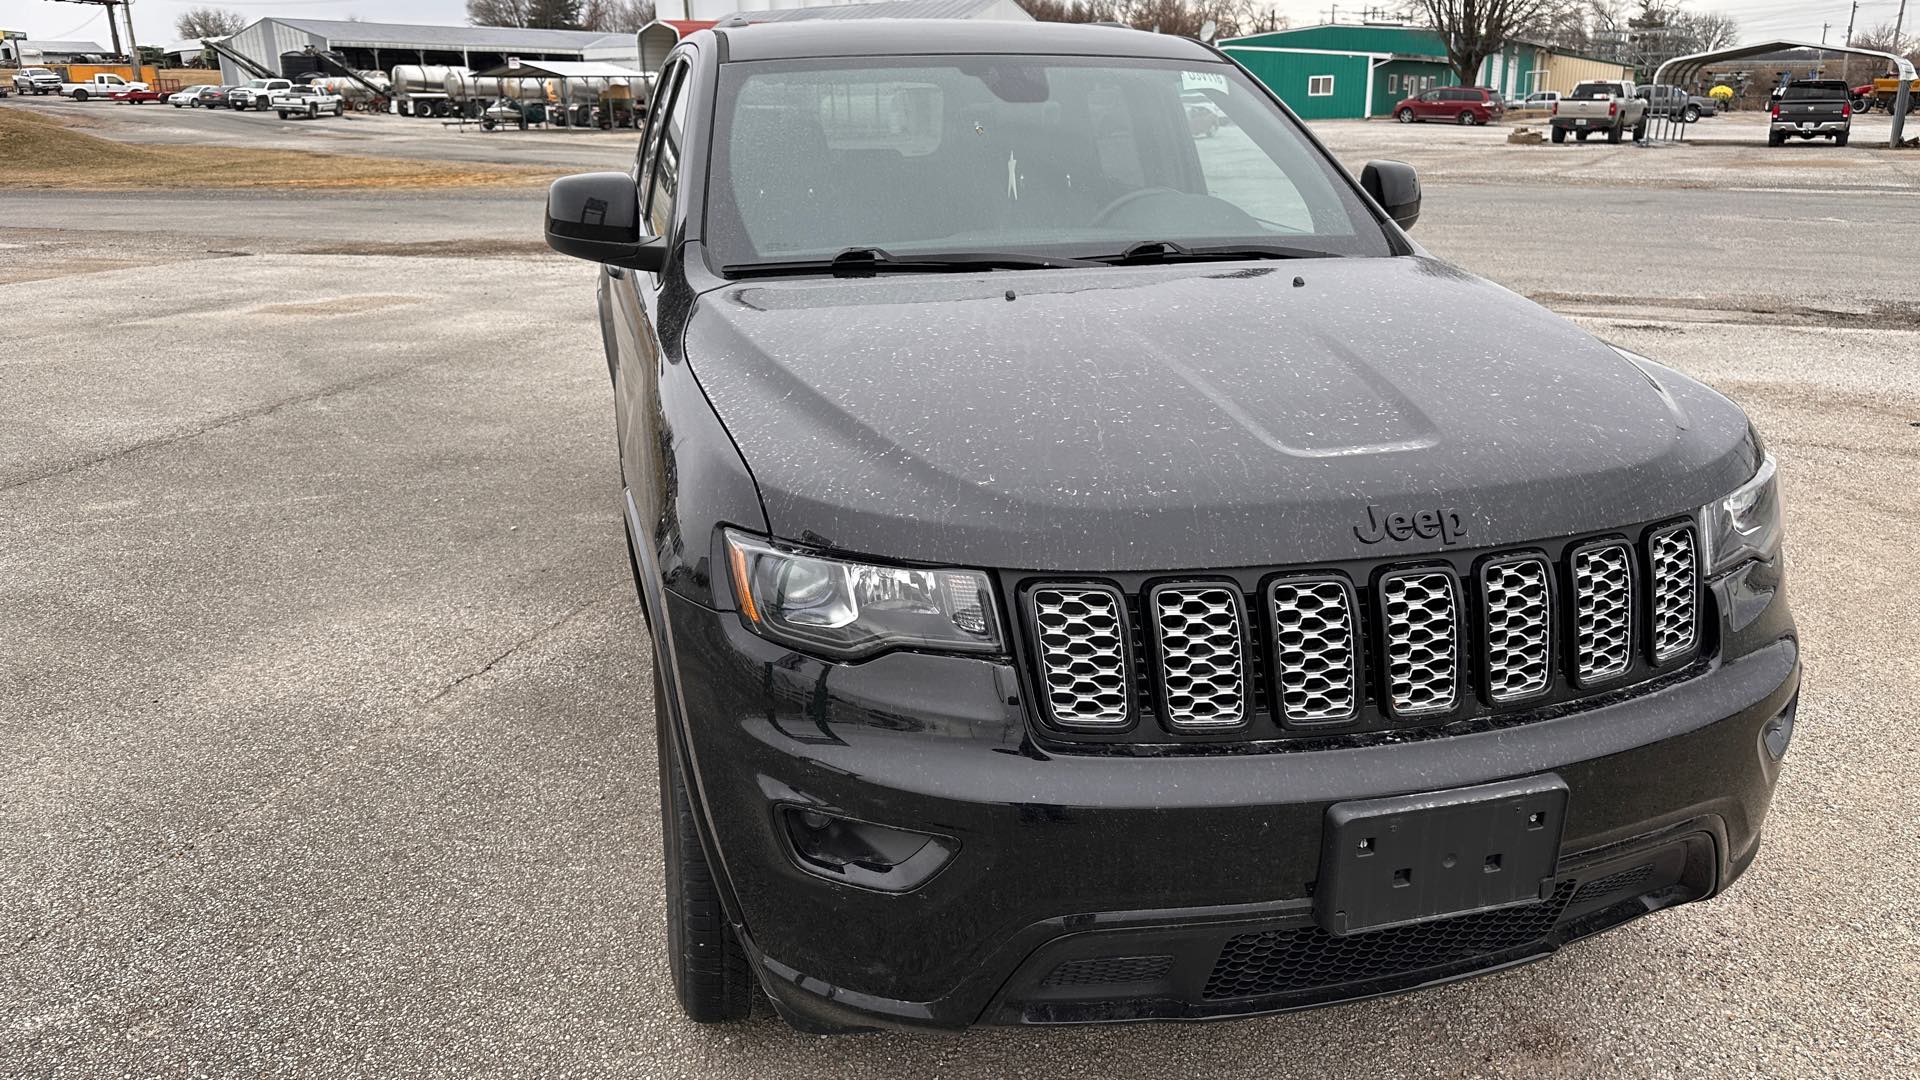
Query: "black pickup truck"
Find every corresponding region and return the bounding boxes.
[1769,79,1852,145]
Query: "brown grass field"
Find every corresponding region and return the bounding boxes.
[0,104,559,190]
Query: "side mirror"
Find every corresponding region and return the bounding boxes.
[1361,160,1421,231]
[545,171,666,272]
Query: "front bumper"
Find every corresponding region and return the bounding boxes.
[658,561,1796,1031]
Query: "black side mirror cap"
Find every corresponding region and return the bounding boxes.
[545,171,667,272]
[1361,160,1421,231]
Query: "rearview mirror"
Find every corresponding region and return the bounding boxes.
[1360,160,1421,231]
[545,171,666,272]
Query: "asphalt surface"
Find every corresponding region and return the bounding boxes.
[3,107,1918,1077]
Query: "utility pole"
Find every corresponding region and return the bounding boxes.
[1846,1,1859,44]
[1822,22,1830,45]
[1896,0,1909,53]
[1324,5,1339,25]
[122,0,140,81]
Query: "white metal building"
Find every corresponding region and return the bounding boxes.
[213,18,639,85]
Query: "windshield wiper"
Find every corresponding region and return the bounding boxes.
[1094,240,1340,265]
[725,246,1104,278]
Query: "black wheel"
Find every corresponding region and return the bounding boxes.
[1576,129,1590,141]
[1767,131,1784,147]
[656,656,757,1024]
[172,102,182,108]
[1457,110,1475,125]
[1835,132,1849,147]
[1397,107,1414,123]
[1606,123,1623,143]
[1551,125,1566,143]
[1682,105,1699,123]
[1851,96,1871,114]
[1633,120,1648,141]
[277,111,289,119]
[72,90,88,102]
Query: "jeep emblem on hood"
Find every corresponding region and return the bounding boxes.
[1355,504,1468,546]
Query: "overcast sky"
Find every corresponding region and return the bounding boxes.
[5,0,1901,53]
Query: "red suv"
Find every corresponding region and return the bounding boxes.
[1393,86,1505,125]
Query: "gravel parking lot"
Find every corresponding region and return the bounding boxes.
[2,100,1917,1077]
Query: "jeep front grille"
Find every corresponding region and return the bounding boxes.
[1030,586,1132,729]
[1379,570,1458,717]
[1482,557,1552,702]
[1151,585,1249,730]
[1572,543,1634,684]
[1648,525,1699,662]
[1268,579,1358,724]
[1020,519,1704,742]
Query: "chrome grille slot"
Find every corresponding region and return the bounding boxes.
[1151,585,1249,730]
[1379,570,1458,717]
[1030,586,1132,729]
[1482,557,1552,702]
[1648,526,1698,662]
[1268,579,1358,724]
[1573,543,1633,683]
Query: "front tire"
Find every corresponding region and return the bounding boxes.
[1397,107,1414,123]
[656,655,756,1023]
[72,90,88,102]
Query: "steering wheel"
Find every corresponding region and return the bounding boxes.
[1090,187,1183,227]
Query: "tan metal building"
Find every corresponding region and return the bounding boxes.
[1537,52,1637,95]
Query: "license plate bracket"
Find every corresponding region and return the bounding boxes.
[1315,775,1567,937]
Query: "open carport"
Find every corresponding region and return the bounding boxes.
[1647,40,1917,147]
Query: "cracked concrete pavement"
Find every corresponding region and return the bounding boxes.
[3,123,1918,1077]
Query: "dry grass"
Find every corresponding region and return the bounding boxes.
[0,105,560,190]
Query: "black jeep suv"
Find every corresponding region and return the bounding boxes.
[542,21,1798,1032]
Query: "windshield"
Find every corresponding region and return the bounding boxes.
[707,56,1396,271]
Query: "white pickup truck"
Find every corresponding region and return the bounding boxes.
[11,67,63,95]
[61,73,150,101]
[1549,80,1649,144]
[269,83,346,119]
[227,78,293,111]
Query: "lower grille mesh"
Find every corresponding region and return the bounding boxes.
[1041,954,1174,989]
[1202,882,1577,1000]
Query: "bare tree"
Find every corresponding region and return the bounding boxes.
[1404,0,1557,87]
[469,0,584,29]
[1672,10,1737,54]
[1851,22,1918,60]
[174,6,248,39]
[1018,0,1283,39]
[581,0,656,32]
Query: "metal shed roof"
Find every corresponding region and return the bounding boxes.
[269,19,631,53]
[21,40,109,54]
[730,0,1030,20]
[472,59,640,78]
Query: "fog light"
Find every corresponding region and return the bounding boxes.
[1763,697,1798,761]
[780,806,956,892]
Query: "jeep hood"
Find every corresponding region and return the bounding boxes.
[684,256,1757,571]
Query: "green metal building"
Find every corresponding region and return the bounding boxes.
[1219,24,1622,120]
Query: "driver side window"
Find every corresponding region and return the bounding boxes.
[636,61,685,236]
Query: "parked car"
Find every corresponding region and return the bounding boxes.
[168,85,224,108]
[227,78,292,111]
[540,20,1797,1034]
[1769,79,1852,146]
[59,72,149,101]
[1515,90,1559,110]
[1393,85,1504,125]
[270,83,345,119]
[1549,80,1648,143]
[11,67,62,95]
[1636,83,1716,122]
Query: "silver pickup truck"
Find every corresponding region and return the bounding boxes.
[1550,80,1649,144]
